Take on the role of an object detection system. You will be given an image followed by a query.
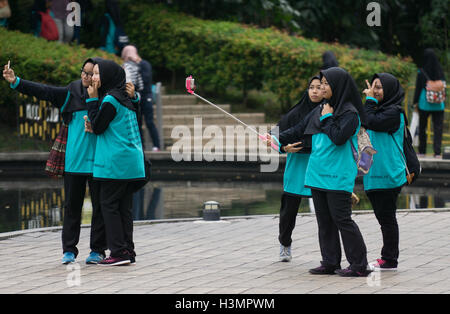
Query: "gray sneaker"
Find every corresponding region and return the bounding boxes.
[279,245,292,262]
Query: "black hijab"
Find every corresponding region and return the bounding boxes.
[422,48,445,81]
[321,51,339,70]
[95,58,134,111]
[305,67,366,134]
[371,73,404,110]
[66,58,95,109]
[61,58,96,123]
[278,75,322,133]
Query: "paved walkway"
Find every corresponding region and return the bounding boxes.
[0,210,449,294]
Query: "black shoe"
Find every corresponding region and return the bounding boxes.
[309,265,340,275]
[335,267,372,277]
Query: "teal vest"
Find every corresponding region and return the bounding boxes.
[363,114,407,191]
[283,153,311,197]
[65,110,97,174]
[304,117,360,194]
[93,95,145,180]
[60,92,96,175]
[418,88,445,111]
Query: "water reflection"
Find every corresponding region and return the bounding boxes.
[0,179,449,233]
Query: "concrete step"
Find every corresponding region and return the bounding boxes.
[160,95,199,106]
[162,113,265,125]
[154,104,231,115]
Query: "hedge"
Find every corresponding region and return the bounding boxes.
[0,28,121,126]
[124,4,416,107]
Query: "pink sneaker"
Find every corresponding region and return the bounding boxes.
[370,259,397,271]
[98,256,131,266]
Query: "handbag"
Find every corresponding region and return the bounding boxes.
[45,123,68,178]
[421,68,446,104]
[390,114,421,185]
[351,126,377,176]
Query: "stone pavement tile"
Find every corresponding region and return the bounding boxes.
[1,212,449,294]
[343,286,384,294]
[176,286,217,294]
[207,287,250,294]
[241,288,281,294]
[148,287,188,294]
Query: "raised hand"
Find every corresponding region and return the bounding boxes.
[363,79,375,98]
[84,115,93,133]
[3,63,16,84]
[126,82,135,98]
[87,81,99,98]
[321,103,334,116]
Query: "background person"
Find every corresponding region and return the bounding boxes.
[413,48,446,158]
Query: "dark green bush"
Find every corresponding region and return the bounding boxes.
[125,4,416,109]
[0,28,120,126]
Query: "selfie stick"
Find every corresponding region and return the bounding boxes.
[185,76,279,151]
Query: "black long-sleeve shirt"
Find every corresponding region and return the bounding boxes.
[413,71,426,105]
[86,93,140,135]
[11,77,69,108]
[279,109,358,148]
[364,99,401,133]
[86,98,117,134]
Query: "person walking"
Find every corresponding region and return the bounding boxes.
[413,48,446,158]
[122,45,161,151]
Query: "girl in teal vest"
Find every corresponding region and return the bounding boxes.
[270,76,323,262]
[363,73,407,271]
[86,58,145,266]
[273,67,371,277]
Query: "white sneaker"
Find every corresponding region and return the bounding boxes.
[279,245,292,262]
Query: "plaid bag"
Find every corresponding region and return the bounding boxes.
[421,68,446,103]
[45,123,68,178]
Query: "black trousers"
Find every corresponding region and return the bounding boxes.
[418,109,444,155]
[62,174,106,257]
[100,181,135,257]
[278,193,302,247]
[366,188,401,266]
[311,189,368,272]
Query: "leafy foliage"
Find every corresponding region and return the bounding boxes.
[0,28,120,126]
[125,4,416,109]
